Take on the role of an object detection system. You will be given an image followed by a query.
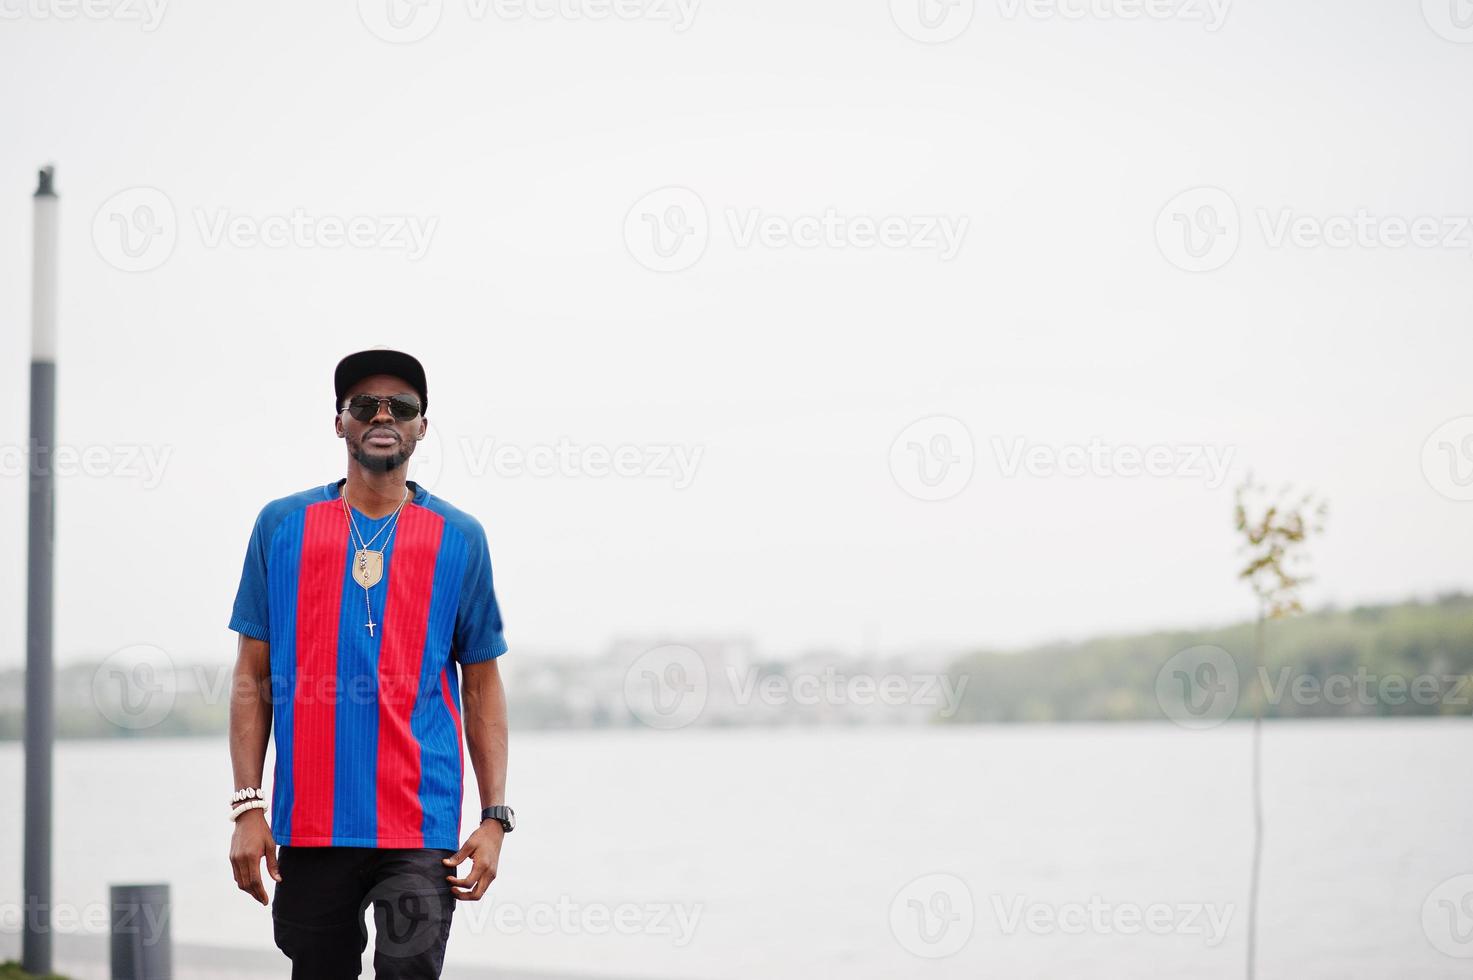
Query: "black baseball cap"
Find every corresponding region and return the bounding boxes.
[334,348,428,415]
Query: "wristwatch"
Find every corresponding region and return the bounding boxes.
[481,805,515,832]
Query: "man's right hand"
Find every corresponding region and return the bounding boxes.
[229,809,281,905]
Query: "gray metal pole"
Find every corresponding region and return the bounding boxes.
[24,164,58,976]
[109,883,172,980]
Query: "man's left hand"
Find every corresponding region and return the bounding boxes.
[443,821,504,901]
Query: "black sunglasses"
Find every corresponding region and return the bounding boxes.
[341,393,423,423]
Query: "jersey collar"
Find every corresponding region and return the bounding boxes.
[327,478,428,507]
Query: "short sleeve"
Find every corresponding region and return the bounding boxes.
[229,509,271,641]
[454,524,508,664]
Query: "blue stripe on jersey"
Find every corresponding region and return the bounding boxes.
[332,511,397,845]
[267,506,306,843]
[416,519,471,847]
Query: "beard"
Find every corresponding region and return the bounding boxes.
[351,433,413,473]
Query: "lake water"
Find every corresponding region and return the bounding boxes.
[0,721,1469,979]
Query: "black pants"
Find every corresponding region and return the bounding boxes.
[272,845,456,979]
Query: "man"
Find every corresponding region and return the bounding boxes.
[226,348,515,979]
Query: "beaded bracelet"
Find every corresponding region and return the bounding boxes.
[228,800,268,823]
[230,787,264,805]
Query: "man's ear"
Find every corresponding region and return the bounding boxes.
[335,413,345,438]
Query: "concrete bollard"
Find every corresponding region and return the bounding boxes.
[109,883,172,980]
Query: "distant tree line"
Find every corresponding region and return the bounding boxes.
[941,593,1473,723]
[3,593,1470,739]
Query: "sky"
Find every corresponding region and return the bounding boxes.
[1,0,1471,668]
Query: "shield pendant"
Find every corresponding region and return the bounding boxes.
[353,549,384,588]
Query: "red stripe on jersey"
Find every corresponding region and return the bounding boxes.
[291,500,349,841]
[441,662,463,785]
[376,503,443,845]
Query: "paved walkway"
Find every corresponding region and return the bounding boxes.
[1,931,629,979]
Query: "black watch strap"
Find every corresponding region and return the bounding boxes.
[481,805,515,832]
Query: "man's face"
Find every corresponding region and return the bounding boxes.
[335,373,427,474]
